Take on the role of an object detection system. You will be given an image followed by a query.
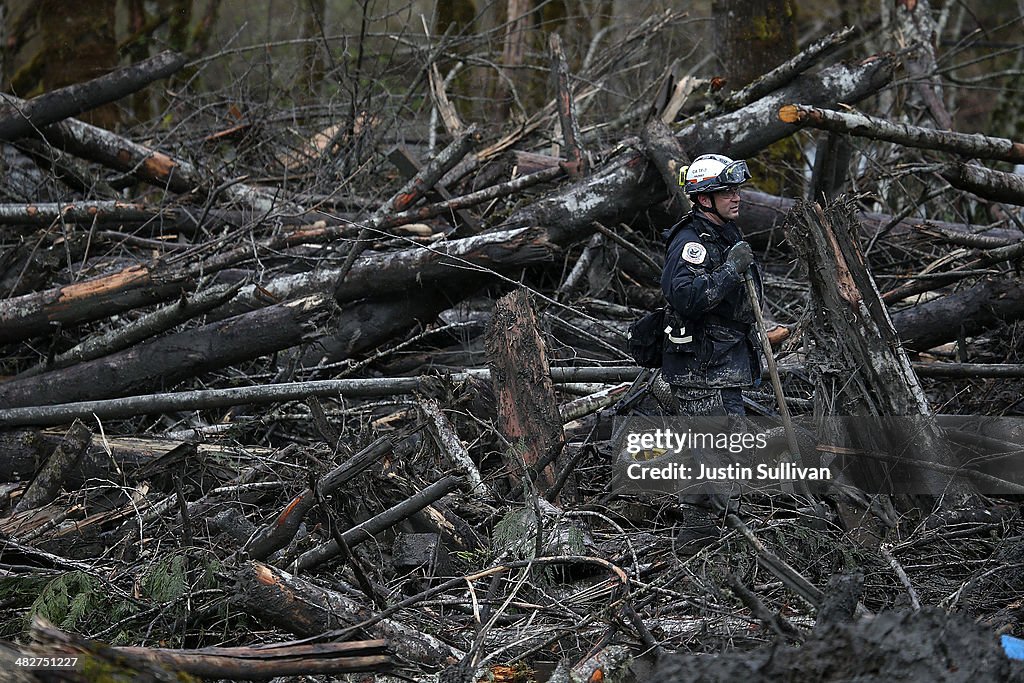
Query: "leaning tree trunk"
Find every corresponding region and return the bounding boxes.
[784,196,976,507]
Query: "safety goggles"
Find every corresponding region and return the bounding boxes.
[718,160,751,186]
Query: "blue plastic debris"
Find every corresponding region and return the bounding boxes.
[1002,634,1024,660]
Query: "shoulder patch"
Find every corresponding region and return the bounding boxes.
[680,241,707,265]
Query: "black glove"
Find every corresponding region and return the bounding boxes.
[725,241,753,274]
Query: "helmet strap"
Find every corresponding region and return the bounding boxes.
[698,193,725,221]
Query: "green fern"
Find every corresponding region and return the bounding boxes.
[492,507,540,560]
[141,554,188,603]
[26,571,99,631]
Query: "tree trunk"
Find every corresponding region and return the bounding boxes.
[0,295,335,408]
[38,0,119,128]
[711,0,800,195]
[12,420,91,513]
[740,189,1021,247]
[0,51,185,141]
[711,0,797,91]
[233,561,460,669]
[894,0,953,129]
[779,104,1024,164]
[35,107,288,210]
[549,33,588,178]
[941,162,1024,206]
[0,263,195,345]
[0,367,648,427]
[641,118,692,217]
[485,290,566,496]
[785,197,976,505]
[889,277,1024,352]
[496,0,531,121]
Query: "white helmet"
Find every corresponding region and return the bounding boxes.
[682,154,751,196]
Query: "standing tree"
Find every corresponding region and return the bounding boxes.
[38,0,120,128]
[711,0,801,195]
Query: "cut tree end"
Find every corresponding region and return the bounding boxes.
[778,104,803,124]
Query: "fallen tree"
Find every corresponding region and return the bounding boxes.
[0,295,335,408]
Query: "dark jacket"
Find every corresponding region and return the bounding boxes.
[660,211,763,388]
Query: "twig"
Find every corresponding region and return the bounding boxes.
[879,545,921,610]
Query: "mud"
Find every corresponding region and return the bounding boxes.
[653,607,1024,682]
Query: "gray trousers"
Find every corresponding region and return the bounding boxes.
[670,386,745,416]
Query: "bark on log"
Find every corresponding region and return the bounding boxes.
[0,294,335,408]
[0,200,165,225]
[16,281,244,379]
[785,197,976,505]
[32,107,287,211]
[11,419,91,513]
[485,290,566,496]
[23,617,391,679]
[291,475,462,572]
[300,289,462,368]
[108,641,391,678]
[0,367,628,422]
[678,53,895,159]
[233,561,461,669]
[941,162,1024,206]
[0,263,195,344]
[890,277,1024,351]
[779,103,1024,164]
[641,118,691,214]
[219,226,559,318]
[0,51,185,141]
[740,189,1021,246]
[912,362,1024,378]
[421,398,490,499]
[0,428,272,485]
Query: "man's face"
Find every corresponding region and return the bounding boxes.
[700,187,741,224]
[712,187,741,221]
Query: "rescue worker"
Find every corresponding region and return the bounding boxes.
[661,153,763,416]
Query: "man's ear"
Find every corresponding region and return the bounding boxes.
[697,194,712,209]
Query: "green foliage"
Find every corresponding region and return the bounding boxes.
[26,571,101,631]
[2,552,225,644]
[492,507,540,560]
[0,573,54,638]
[561,521,586,556]
[141,554,189,604]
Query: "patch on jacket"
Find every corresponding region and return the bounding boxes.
[681,241,707,265]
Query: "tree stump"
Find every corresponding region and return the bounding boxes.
[484,289,565,497]
[784,197,976,507]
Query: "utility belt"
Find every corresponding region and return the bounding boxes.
[703,314,751,333]
[663,310,750,350]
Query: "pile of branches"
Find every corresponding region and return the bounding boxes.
[1,16,1024,683]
